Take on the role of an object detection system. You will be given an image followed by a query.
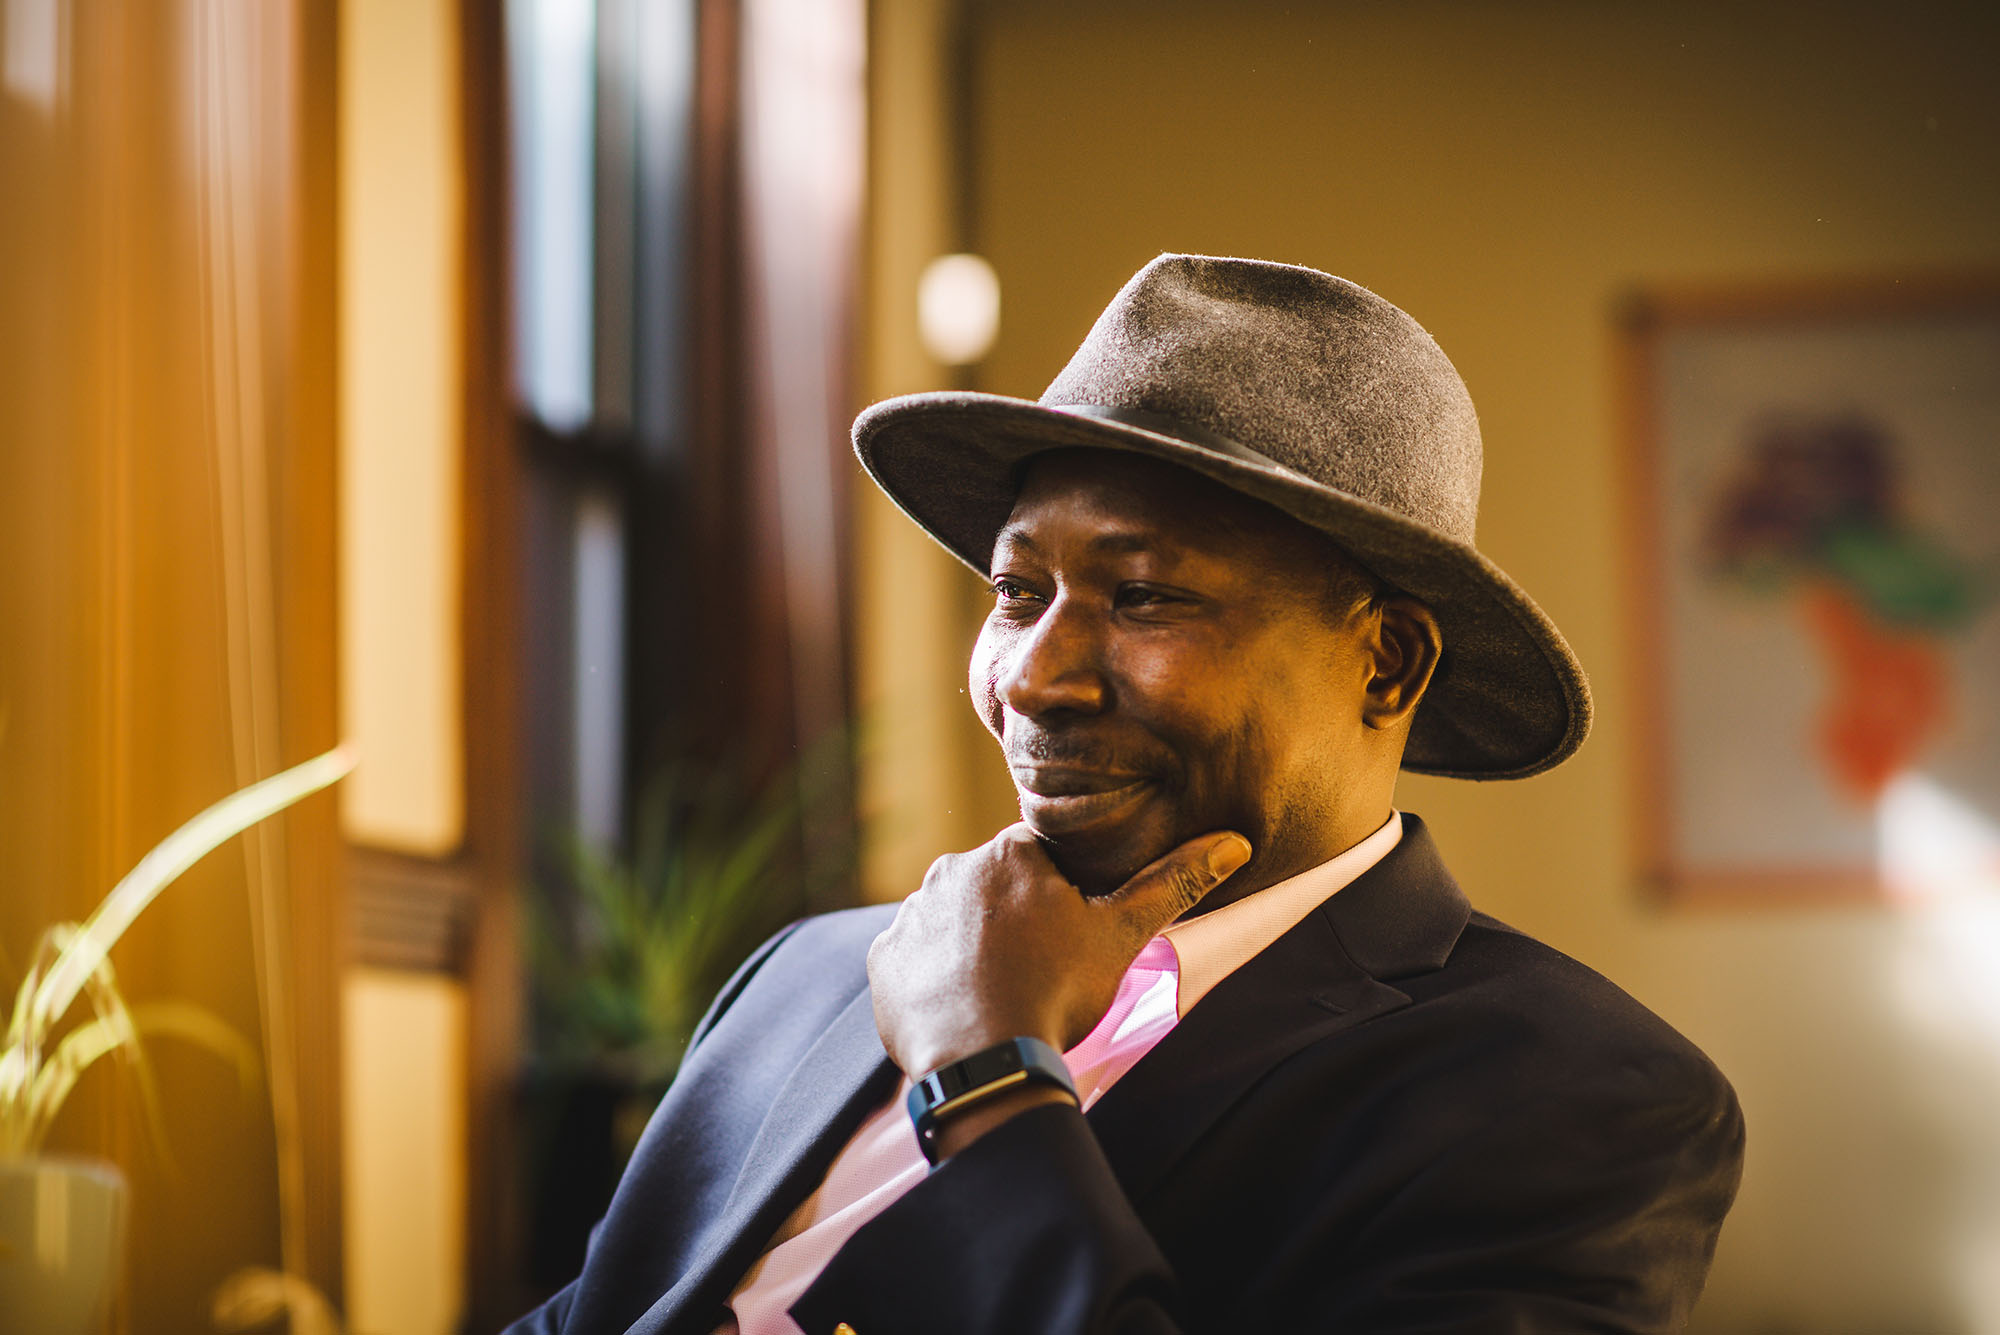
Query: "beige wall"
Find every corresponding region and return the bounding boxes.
[861,1,2000,1329]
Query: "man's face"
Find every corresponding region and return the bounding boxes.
[971,450,1381,897]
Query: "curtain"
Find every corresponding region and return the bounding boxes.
[0,2,343,1328]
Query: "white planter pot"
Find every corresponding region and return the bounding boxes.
[0,1156,126,1335]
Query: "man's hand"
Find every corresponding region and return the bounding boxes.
[867,824,1253,1084]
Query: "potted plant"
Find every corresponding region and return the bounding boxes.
[518,749,853,1289]
[0,747,353,1335]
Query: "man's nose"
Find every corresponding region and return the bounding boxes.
[996,598,1109,719]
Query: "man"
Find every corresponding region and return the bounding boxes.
[506,255,1744,1334]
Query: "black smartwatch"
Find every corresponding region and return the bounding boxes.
[906,1036,1079,1164]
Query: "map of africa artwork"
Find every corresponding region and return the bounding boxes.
[1623,283,2000,902]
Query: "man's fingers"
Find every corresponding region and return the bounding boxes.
[1107,831,1253,932]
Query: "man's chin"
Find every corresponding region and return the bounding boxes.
[1026,822,1176,899]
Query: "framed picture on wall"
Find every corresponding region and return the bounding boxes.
[1619,279,2000,904]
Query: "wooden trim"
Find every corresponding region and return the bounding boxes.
[519,417,647,486]
[1617,273,2000,331]
[459,0,532,1325]
[1614,298,1676,908]
[1648,868,1886,909]
[689,0,753,760]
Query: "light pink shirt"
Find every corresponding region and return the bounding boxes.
[720,812,1405,1335]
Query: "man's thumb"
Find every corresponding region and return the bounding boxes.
[1115,831,1253,927]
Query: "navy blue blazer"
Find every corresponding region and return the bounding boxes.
[503,815,1744,1334]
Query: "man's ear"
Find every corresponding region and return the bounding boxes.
[1360,596,1443,730]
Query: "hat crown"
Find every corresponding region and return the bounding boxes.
[1040,254,1483,543]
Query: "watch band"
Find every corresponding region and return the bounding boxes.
[906,1036,1078,1164]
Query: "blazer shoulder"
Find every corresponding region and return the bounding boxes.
[731,899,900,987]
[731,900,899,1005]
[1427,910,1739,1119]
[773,900,900,977]
[687,901,900,1056]
[788,898,901,948]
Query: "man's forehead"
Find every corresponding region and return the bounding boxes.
[1010,449,1220,518]
[991,523,1162,558]
[997,449,1278,555]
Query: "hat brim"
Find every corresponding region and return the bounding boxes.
[854,391,1592,780]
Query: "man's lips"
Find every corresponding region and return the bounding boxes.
[1011,764,1147,797]
[1010,766,1155,836]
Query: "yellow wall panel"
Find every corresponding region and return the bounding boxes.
[338,0,465,855]
[341,970,468,1335]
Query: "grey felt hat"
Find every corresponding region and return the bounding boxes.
[852,253,1591,779]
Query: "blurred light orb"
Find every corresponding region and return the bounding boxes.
[918,253,1001,366]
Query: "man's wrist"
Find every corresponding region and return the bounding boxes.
[928,1084,1074,1160]
[906,1036,1079,1163]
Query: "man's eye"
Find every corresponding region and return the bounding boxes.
[992,579,1039,603]
[1118,585,1178,608]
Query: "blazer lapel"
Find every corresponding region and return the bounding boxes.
[1087,813,1471,1206]
[622,987,899,1335]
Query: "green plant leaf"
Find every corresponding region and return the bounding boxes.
[2,744,351,1156]
[67,928,178,1170]
[3,925,68,1090]
[25,745,355,1045]
[520,734,853,1085]
[21,1013,129,1155]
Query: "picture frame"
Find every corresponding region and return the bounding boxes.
[1618,278,2000,905]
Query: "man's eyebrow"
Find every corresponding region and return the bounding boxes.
[993,523,1038,554]
[1086,531,1158,556]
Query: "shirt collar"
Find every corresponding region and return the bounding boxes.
[1159,810,1403,1018]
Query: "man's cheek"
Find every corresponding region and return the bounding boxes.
[969,657,1006,739]
[1159,731,1230,818]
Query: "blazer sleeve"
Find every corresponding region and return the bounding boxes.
[1319,1049,1746,1334]
[791,1048,1744,1335]
[793,1103,1183,1335]
[497,918,812,1335]
[496,1281,578,1335]
[685,917,809,1056]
